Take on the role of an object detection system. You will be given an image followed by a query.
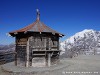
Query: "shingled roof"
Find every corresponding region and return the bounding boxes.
[9,9,64,36]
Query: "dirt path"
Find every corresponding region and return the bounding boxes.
[0,55,100,75]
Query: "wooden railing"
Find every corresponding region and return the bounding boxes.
[0,52,16,65]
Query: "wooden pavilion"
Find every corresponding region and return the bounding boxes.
[9,9,64,67]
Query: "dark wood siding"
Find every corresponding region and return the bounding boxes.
[16,37,27,66]
[14,32,60,67]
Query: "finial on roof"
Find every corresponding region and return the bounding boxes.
[36,9,40,20]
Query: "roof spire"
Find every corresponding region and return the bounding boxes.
[36,9,40,20]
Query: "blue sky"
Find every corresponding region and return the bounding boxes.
[0,0,100,44]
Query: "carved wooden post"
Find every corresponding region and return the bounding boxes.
[26,38,29,67]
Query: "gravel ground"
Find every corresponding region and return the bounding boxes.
[0,55,100,75]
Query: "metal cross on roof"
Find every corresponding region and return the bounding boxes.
[36,9,40,20]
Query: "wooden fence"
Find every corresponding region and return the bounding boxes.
[0,52,15,65]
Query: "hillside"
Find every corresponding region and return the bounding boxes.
[0,44,15,53]
[60,29,100,57]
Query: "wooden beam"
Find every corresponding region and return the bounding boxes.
[26,38,29,67]
[15,38,17,66]
[48,53,51,67]
[24,31,27,34]
[15,53,17,66]
[58,37,59,50]
[14,32,18,35]
[49,37,51,50]
[40,32,41,34]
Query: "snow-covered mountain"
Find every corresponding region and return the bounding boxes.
[60,29,100,55]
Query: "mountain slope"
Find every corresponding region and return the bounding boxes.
[60,29,100,55]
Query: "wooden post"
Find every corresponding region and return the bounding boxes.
[15,38,17,66]
[26,38,29,67]
[48,53,51,67]
[57,37,59,50]
[49,37,51,50]
[15,52,17,66]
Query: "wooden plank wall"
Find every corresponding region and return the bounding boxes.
[16,37,27,66]
[15,33,59,66]
[29,33,59,51]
